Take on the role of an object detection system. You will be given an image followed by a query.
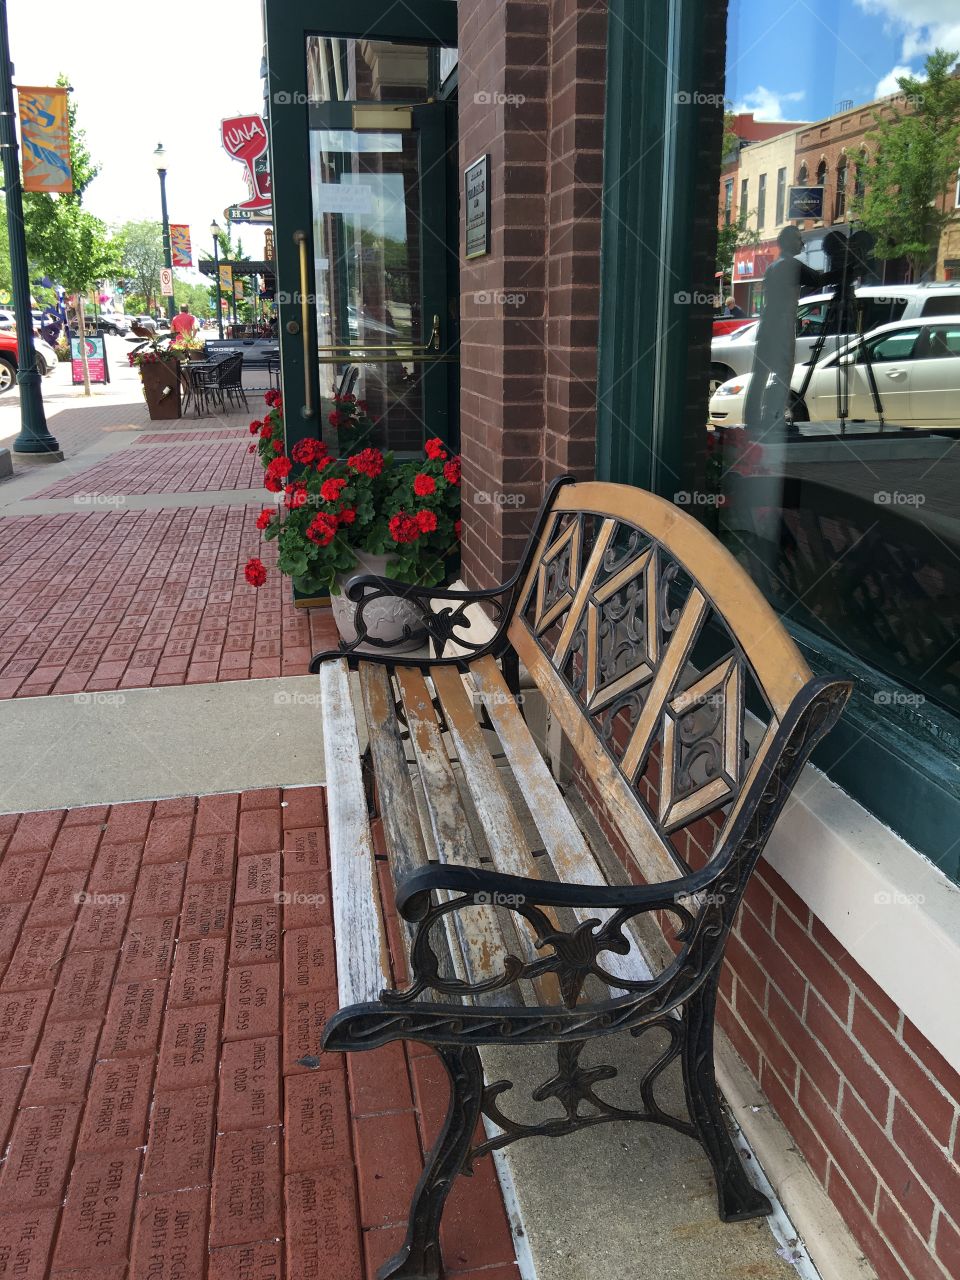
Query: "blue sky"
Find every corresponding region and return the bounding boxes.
[726,0,960,123]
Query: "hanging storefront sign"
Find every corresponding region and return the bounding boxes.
[219,264,234,296]
[464,155,490,260]
[71,336,109,385]
[170,224,193,268]
[224,204,273,224]
[787,185,824,220]
[221,114,272,212]
[264,229,275,262]
[18,86,73,193]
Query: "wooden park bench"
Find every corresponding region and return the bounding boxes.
[310,478,851,1280]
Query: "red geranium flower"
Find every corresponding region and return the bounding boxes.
[356,399,368,413]
[255,508,274,530]
[415,509,438,533]
[248,443,256,454]
[348,447,384,478]
[266,456,292,481]
[284,483,309,510]
[424,437,447,461]
[389,511,421,544]
[264,474,282,493]
[320,476,347,502]
[443,458,461,486]
[272,439,283,452]
[264,389,282,408]
[260,423,273,439]
[306,512,338,546]
[249,419,262,435]
[244,558,267,587]
[291,437,327,465]
[413,473,436,497]
[338,506,356,525]
[454,519,462,539]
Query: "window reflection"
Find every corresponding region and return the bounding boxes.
[703,4,960,717]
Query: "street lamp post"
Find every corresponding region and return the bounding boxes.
[210,220,224,341]
[0,0,61,463]
[153,143,176,324]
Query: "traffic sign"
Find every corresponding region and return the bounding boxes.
[159,267,174,296]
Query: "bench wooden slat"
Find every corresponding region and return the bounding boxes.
[469,656,654,986]
[393,667,516,994]
[508,618,686,886]
[428,665,563,1004]
[320,659,390,1007]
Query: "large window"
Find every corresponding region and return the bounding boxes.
[598,0,960,874]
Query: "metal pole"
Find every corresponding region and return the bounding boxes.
[157,161,175,323]
[212,234,223,340]
[0,0,61,460]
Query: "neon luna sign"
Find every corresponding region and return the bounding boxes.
[221,114,271,212]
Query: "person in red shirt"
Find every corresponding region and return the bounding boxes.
[170,304,197,340]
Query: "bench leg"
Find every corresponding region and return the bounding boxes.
[378,1044,484,1280]
[681,979,772,1222]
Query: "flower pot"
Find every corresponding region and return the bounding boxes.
[177,347,207,362]
[330,551,428,652]
[138,360,182,420]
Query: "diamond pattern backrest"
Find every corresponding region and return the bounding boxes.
[506,482,815,873]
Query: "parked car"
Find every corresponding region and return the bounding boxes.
[712,315,754,337]
[708,315,960,429]
[0,309,16,331]
[0,329,58,393]
[91,313,130,336]
[709,282,960,394]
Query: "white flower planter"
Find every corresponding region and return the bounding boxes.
[330,551,428,652]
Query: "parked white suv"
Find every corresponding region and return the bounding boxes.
[709,283,960,392]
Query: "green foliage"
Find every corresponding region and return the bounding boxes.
[854,49,960,278]
[116,220,164,311]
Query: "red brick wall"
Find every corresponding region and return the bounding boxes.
[574,768,960,1280]
[457,0,607,590]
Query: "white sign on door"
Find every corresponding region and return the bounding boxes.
[314,183,374,215]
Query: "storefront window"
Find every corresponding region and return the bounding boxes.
[701,0,960,726]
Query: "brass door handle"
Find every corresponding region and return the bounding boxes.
[429,313,441,351]
[293,230,314,417]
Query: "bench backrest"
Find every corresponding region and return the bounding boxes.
[506,481,846,880]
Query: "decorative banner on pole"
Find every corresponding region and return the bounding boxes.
[159,267,174,296]
[18,86,73,193]
[234,278,244,300]
[170,224,192,267]
[219,263,233,295]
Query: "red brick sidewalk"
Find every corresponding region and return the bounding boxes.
[33,440,264,497]
[0,788,519,1280]
[0,508,337,697]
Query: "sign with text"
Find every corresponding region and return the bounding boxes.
[18,86,73,193]
[221,114,272,212]
[464,154,490,260]
[159,267,174,296]
[170,224,192,267]
[71,336,108,385]
[314,183,374,215]
[788,185,824,220]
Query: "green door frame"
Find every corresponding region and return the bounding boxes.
[594,0,960,873]
[263,0,458,452]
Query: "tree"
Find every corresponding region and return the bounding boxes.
[855,49,960,280]
[116,221,165,313]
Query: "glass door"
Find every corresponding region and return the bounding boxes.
[263,3,459,460]
[308,100,454,454]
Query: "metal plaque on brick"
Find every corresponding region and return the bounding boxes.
[464,154,490,260]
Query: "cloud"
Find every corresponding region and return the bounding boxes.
[732,86,806,121]
[855,0,960,62]
[875,64,917,96]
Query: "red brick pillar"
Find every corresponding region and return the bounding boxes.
[457,0,608,590]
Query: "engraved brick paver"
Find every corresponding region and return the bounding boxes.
[0,790,519,1278]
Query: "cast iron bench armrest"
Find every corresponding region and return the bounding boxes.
[395,860,717,922]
